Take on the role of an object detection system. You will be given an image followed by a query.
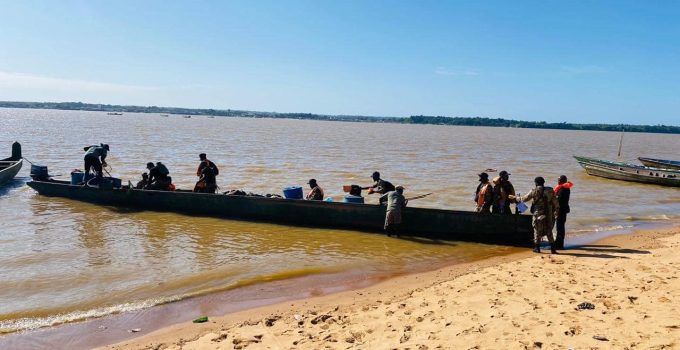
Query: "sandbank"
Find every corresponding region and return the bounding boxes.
[103,225,680,349]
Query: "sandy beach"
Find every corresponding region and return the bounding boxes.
[102,225,680,350]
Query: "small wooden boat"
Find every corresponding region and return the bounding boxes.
[183,115,192,118]
[638,157,680,171]
[27,179,533,246]
[575,156,680,187]
[107,112,123,116]
[0,142,23,187]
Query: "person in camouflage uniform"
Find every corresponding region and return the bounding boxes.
[514,176,560,254]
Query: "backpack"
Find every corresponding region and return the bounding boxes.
[210,161,219,176]
[156,162,170,176]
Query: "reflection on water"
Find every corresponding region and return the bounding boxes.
[0,108,679,333]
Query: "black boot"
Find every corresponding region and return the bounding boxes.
[550,244,558,254]
[532,245,540,253]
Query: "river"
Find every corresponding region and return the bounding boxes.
[1,108,678,334]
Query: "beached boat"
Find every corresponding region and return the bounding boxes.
[638,157,680,171]
[574,156,680,187]
[26,179,533,246]
[0,142,23,187]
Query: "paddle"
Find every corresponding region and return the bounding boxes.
[406,192,433,201]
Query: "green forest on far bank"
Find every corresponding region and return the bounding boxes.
[2,101,678,134]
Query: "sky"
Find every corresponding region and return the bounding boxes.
[1,0,679,125]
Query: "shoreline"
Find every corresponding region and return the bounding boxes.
[102,224,680,349]
[1,222,678,349]
[0,242,526,349]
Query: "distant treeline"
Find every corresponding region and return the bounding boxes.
[2,101,678,134]
[406,116,680,134]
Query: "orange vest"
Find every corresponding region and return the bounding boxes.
[477,183,491,207]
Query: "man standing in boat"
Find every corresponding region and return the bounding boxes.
[305,179,324,200]
[363,171,395,195]
[83,143,109,179]
[554,175,573,250]
[512,177,559,254]
[380,185,407,237]
[492,170,516,214]
[194,153,219,193]
[474,172,493,213]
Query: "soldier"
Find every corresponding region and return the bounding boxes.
[512,176,559,253]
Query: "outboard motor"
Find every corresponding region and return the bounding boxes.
[30,164,50,181]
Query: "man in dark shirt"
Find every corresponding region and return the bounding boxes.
[363,171,395,195]
[196,153,219,177]
[474,172,493,213]
[146,162,171,190]
[196,165,217,193]
[195,153,219,193]
[492,170,516,215]
[83,143,109,179]
[554,175,573,250]
[305,179,324,200]
[135,172,149,189]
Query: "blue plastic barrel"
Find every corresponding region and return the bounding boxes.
[343,195,365,204]
[282,186,303,199]
[71,171,84,185]
[30,165,49,180]
[71,171,95,185]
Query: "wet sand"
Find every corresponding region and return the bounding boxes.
[101,225,680,350]
[0,244,522,350]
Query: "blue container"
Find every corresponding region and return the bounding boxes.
[110,177,122,188]
[282,186,303,199]
[343,195,365,204]
[30,165,49,180]
[71,171,84,185]
[71,171,95,185]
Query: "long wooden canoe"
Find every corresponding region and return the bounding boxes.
[27,179,533,246]
[638,157,680,171]
[0,142,22,187]
[575,156,680,187]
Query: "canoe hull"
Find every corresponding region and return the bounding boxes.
[27,180,533,246]
[575,156,680,187]
[638,157,680,171]
[0,159,22,187]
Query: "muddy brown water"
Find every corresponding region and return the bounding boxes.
[1,108,678,337]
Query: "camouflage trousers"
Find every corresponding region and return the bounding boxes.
[532,215,554,245]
